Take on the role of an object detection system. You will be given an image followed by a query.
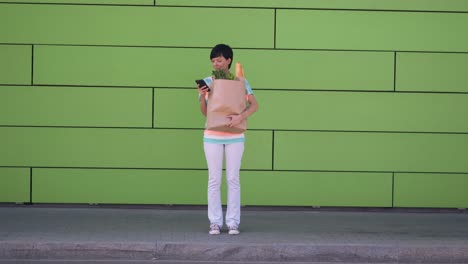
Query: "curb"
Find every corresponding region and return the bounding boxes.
[1,242,468,263]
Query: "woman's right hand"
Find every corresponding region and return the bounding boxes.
[197,85,209,96]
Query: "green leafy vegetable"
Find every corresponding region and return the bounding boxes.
[212,70,235,80]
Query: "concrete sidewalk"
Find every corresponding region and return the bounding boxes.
[0,205,467,263]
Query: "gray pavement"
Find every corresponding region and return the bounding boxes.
[0,261,418,264]
[0,260,414,264]
[0,206,467,263]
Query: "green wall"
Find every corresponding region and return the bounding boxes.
[1,1,467,208]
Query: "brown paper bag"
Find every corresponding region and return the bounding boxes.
[206,79,247,133]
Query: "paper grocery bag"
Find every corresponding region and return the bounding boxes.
[206,79,247,133]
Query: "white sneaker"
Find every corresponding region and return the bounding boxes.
[228,226,240,235]
[209,224,220,235]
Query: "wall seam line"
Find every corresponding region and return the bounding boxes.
[274,9,277,49]
[29,167,33,204]
[272,130,275,170]
[152,88,155,128]
[31,45,34,85]
[393,51,397,92]
[392,172,395,207]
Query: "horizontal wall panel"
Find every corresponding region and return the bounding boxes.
[0,168,30,203]
[0,86,152,127]
[34,46,209,87]
[0,127,272,170]
[1,0,153,4]
[31,168,392,206]
[35,46,393,90]
[235,49,394,91]
[251,90,468,133]
[397,52,468,93]
[157,0,468,12]
[277,10,468,52]
[32,168,206,204]
[154,89,468,133]
[154,88,205,128]
[394,173,468,208]
[0,45,31,85]
[274,131,468,173]
[0,4,273,48]
[242,171,392,207]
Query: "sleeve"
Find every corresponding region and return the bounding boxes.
[244,79,253,95]
[204,77,213,87]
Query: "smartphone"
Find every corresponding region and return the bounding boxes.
[195,79,210,92]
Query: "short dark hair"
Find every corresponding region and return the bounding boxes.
[210,44,233,69]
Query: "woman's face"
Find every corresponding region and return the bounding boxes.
[211,56,231,71]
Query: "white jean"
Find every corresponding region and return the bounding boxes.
[204,142,244,228]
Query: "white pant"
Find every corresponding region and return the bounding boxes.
[204,142,244,228]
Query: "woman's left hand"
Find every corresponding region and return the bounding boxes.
[227,114,244,127]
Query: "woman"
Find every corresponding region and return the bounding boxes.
[197,44,259,235]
